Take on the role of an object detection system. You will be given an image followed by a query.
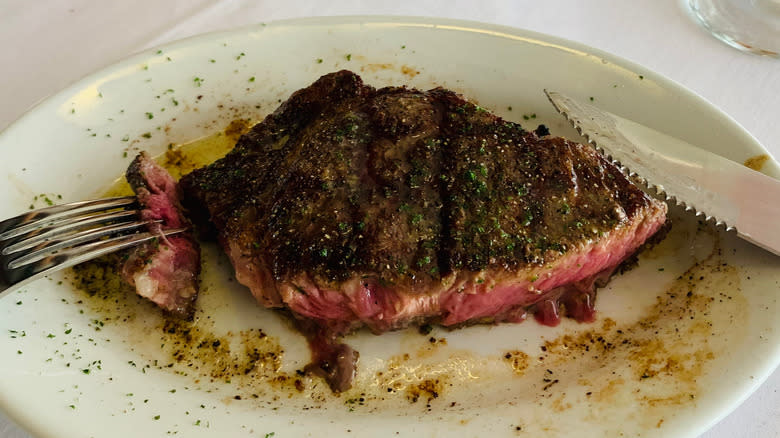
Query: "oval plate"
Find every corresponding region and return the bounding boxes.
[0,16,777,438]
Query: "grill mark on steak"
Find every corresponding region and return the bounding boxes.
[180,70,668,391]
[122,152,201,318]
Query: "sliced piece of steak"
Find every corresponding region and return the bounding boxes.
[180,70,668,390]
[123,152,200,318]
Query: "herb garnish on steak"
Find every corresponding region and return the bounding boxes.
[180,70,668,391]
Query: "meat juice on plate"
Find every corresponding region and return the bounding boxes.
[68,89,748,434]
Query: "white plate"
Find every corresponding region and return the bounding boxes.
[0,16,777,438]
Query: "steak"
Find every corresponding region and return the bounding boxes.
[122,152,201,318]
[180,70,668,390]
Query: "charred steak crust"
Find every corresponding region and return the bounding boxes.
[180,70,667,333]
[123,152,201,318]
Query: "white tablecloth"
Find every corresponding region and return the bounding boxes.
[0,1,777,437]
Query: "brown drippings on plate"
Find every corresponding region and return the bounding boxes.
[70,248,309,399]
[401,65,420,78]
[743,154,769,171]
[360,63,394,73]
[67,119,748,432]
[503,350,530,376]
[222,118,253,143]
[154,318,311,399]
[525,222,745,432]
[359,62,421,79]
[406,378,443,405]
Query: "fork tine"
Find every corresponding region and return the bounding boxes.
[2,219,160,257]
[6,228,186,277]
[0,209,140,247]
[0,196,137,240]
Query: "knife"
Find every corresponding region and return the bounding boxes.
[544,90,780,256]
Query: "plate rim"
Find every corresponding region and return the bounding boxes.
[0,15,777,438]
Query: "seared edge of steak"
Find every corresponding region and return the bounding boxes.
[123,152,201,318]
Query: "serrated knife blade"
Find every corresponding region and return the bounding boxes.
[545,90,780,256]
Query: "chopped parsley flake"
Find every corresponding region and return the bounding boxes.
[316,58,323,64]
[146,112,154,119]
[248,76,255,82]
[193,77,204,87]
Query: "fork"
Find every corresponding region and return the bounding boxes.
[0,196,185,295]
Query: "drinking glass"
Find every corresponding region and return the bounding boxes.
[685,0,780,57]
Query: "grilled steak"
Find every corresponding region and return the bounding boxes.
[122,152,200,318]
[180,70,667,391]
